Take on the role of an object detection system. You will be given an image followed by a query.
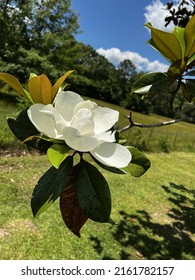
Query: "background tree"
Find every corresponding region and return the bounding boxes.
[116,60,148,112]
[0,0,79,82]
[165,0,195,27]
[0,0,142,109]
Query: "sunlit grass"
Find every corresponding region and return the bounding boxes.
[0,153,195,259]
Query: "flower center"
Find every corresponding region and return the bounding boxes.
[71,108,94,135]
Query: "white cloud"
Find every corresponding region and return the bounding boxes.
[96,47,168,73]
[144,0,176,31]
[144,0,194,31]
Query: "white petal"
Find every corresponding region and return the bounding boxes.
[54,91,83,121]
[63,127,100,152]
[91,142,132,168]
[93,107,119,133]
[73,100,97,115]
[27,104,64,139]
[71,108,94,135]
[95,131,116,142]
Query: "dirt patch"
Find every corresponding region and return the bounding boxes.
[0,149,40,158]
[0,228,10,238]
[0,219,38,238]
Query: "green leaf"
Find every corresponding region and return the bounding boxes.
[187,54,195,66]
[185,79,195,97]
[115,131,127,145]
[29,73,37,80]
[167,59,185,77]
[7,109,52,152]
[47,144,71,169]
[0,73,26,97]
[31,156,73,217]
[0,73,34,103]
[123,147,151,177]
[181,82,193,102]
[7,109,39,142]
[23,134,63,144]
[173,27,185,59]
[52,70,75,97]
[75,160,111,222]
[184,15,195,59]
[145,23,182,62]
[132,72,171,95]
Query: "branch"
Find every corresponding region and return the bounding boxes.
[119,111,184,133]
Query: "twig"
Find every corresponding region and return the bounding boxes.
[119,111,184,133]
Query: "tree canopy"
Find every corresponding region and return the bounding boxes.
[0,0,142,110]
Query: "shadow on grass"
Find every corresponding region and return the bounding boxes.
[90,182,195,260]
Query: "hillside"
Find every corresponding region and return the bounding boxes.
[1,95,195,152]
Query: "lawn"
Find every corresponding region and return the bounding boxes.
[0,152,195,260]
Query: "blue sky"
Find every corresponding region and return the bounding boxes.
[71,0,181,72]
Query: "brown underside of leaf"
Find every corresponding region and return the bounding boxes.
[60,170,88,238]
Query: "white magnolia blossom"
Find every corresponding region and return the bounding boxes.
[27,91,132,168]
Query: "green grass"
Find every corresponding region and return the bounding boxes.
[0,97,21,150]
[91,98,195,152]
[0,153,195,260]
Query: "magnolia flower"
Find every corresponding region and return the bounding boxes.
[27,91,131,168]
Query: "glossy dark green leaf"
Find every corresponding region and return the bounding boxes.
[7,109,52,152]
[184,15,195,59]
[31,156,73,217]
[132,72,171,95]
[7,109,39,141]
[75,160,111,223]
[187,54,195,67]
[181,82,193,102]
[123,147,151,177]
[115,131,127,145]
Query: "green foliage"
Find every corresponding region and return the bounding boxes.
[31,156,73,217]
[124,147,151,177]
[133,15,195,120]
[165,0,195,27]
[75,159,112,223]
[133,72,174,95]
[7,109,39,143]
[0,0,79,82]
[47,144,71,169]
[145,16,195,77]
[7,109,52,153]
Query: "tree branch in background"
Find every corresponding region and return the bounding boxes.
[120,112,184,133]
